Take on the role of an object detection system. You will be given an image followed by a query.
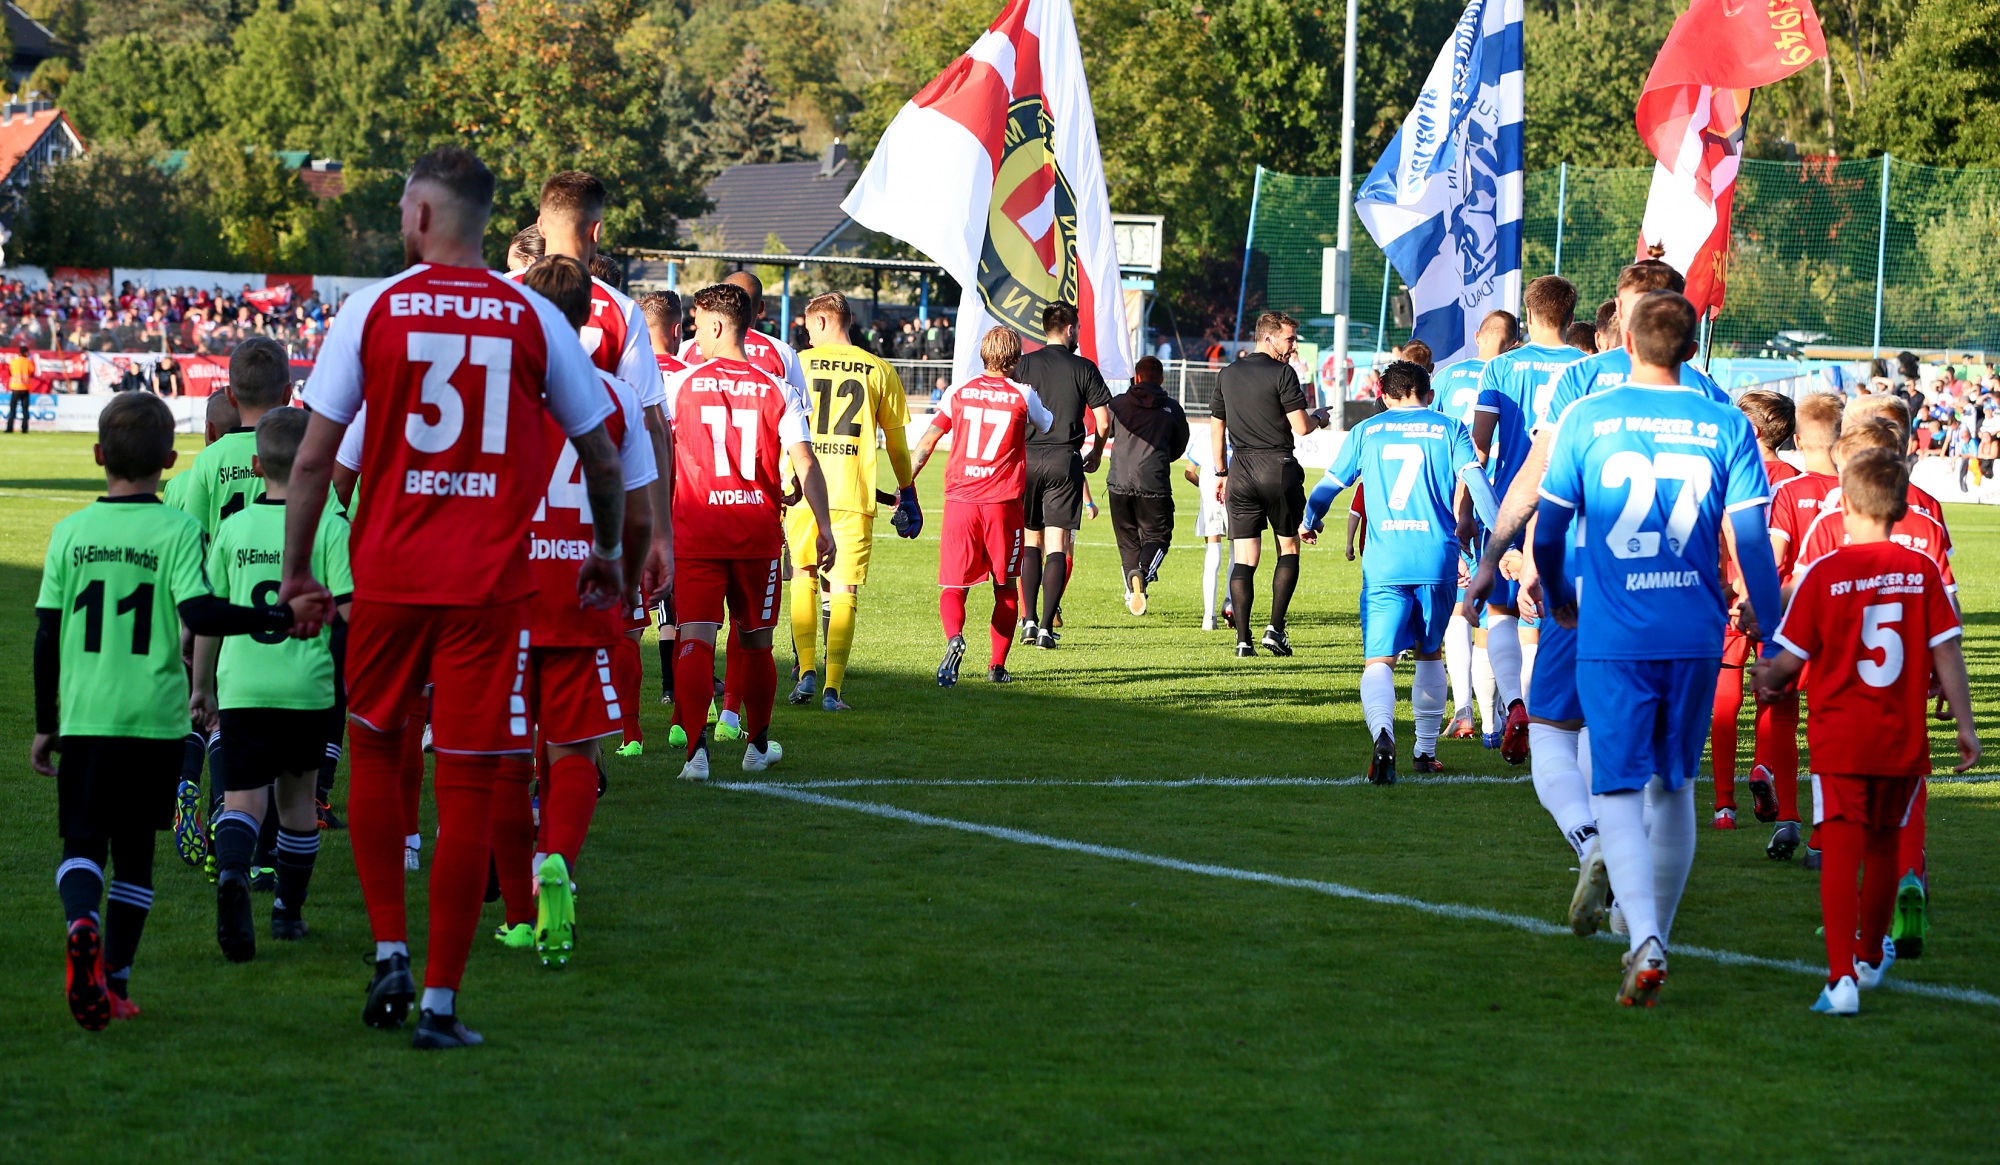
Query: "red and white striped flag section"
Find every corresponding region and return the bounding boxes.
[1635,0,1826,317]
[841,0,1133,381]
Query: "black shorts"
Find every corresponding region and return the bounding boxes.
[57,736,183,839]
[217,708,337,792]
[1022,446,1085,530]
[1225,453,1306,539]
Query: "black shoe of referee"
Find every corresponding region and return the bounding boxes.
[1036,627,1059,650]
[1261,625,1292,656]
[1369,730,1397,786]
[937,635,966,688]
[1235,642,1256,658]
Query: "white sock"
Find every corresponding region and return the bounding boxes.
[420,986,455,1015]
[1528,723,1596,855]
[1645,777,1698,945]
[375,940,407,961]
[1473,645,1496,732]
[404,833,421,851]
[1202,541,1222,624]
[1520,639,1539,703]
[1360,661,1396,742]
[720,709,741,731]
[1486,613,1523,707]
[1591,788,1656,952]
[1577,726,1594,787]
[1444,614,1473,715]
[1412,659,1447,757]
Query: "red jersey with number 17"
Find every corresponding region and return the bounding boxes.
[665,357,810,559]
[526,369,659,646]
[302,264,610,607]
[932,375,1052,504]
[1773,542,1960,777]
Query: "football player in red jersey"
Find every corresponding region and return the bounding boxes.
[638,291,694,735]
[665,283,833,781]
[1755,449,1976,1013]
[911,327,1054,686]
[1708,390,1800,831]
[278,148,628,1050]
[487,256,656,968]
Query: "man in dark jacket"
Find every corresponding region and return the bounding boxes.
[1106,356,1190,614]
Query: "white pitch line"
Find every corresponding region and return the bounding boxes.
[720,782,2000,1010]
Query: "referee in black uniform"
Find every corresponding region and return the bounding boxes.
[1208,311,1328,657]
[1014,302,1111,649]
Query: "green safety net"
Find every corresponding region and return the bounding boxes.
[1244,157,2000,360]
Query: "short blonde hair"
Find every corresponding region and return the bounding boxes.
[980,326,1022,373]
[1845,393,1911,443]
[1794,393,1843,450]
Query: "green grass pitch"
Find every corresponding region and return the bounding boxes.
[1,431,1997,1162]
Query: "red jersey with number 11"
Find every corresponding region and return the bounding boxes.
[302,263,609,606]
[665,357,810,559]
[932,375,1052,504]
[1773,542,1960,777]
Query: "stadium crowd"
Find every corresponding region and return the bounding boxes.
[0,279,340,362]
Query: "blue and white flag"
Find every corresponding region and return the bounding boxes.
[1355,0,1523,367]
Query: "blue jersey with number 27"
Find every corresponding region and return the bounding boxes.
[1538,382,1769,662]
[1323,406,1478,585]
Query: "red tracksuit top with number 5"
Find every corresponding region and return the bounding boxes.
[933,374,1053,504]
[665,356,810,559]
[302,263,610,607]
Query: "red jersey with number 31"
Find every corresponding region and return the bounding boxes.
[933,375,1051,504]
[1773,542,1960,777]
[665,357,809,559]
[302,264,610,606]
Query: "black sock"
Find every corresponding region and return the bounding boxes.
[1229,564,1256,644]
[254,795,281,868]
[103,830,157,977]
[213,810,259,877]
[180,729,205,788]
[273,827,320,915]
[205,730,226,818]
[1040,551,1068,628]
[57,842,106,925]
[317,738,341,805]
[1020,547,1043,621]
[658,637,675,699]
[1270,553,1300,631]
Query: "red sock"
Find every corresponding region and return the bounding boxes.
[491,754,537,927]
[1818,818,1862,984]
[940,587,968,639]
[1710,666,1743,809]
[739,646,777,741]
[424,752,499,991]
[539,753,600,867]
[399,697,427,837]
[990,583,1019,668]
[1897,779,1927,884]
[721,637,743,716]
[614,635,643,744]
[346,725,408,942]
[1860,823,1901,966]
[1754,690,1801,821]
[673,639,717,756]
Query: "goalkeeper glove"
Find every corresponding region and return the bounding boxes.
[890,485,923,539]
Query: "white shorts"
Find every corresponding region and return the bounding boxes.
[1194,467,1229,538]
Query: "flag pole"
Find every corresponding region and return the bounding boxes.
[1232,165,1264,348]
[1331,0,1359,404]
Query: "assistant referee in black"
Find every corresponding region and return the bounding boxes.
[1208,311,1328,657]
[1014,301,1111,649]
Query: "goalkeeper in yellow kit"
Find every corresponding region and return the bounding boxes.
[786,292,923,710]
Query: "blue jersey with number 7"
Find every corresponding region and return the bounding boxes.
[1537,382,1769,661]
[1322,406,1478,585]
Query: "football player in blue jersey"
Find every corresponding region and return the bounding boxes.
[1304,361,1479,783]
[1463,260,1719,939]
[1435,311,1518,738]
[1471,277,1582,765]
[1533,290,1783,1007]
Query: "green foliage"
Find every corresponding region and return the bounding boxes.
[705,43,809,170]
[1522,6,1660,171]
[217,0,432,170]
[59,33,231,145]
[1854,0,2000,164]
[16,133,186,268]
[82,0,256,45]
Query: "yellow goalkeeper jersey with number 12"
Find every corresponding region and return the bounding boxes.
[799,343,909,516]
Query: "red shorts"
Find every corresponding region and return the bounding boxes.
[1812,773,1922,828]
[1721,628,1752,667]
[939,499,1024,587]
[347,598,531,754]
[527,645,622,746]
[675,556,782,632]
[620,602,649,634]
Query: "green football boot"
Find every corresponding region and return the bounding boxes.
[535,853,576,970]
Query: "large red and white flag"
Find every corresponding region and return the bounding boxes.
[842,0,1133,382]
[1635,0,1825,317]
